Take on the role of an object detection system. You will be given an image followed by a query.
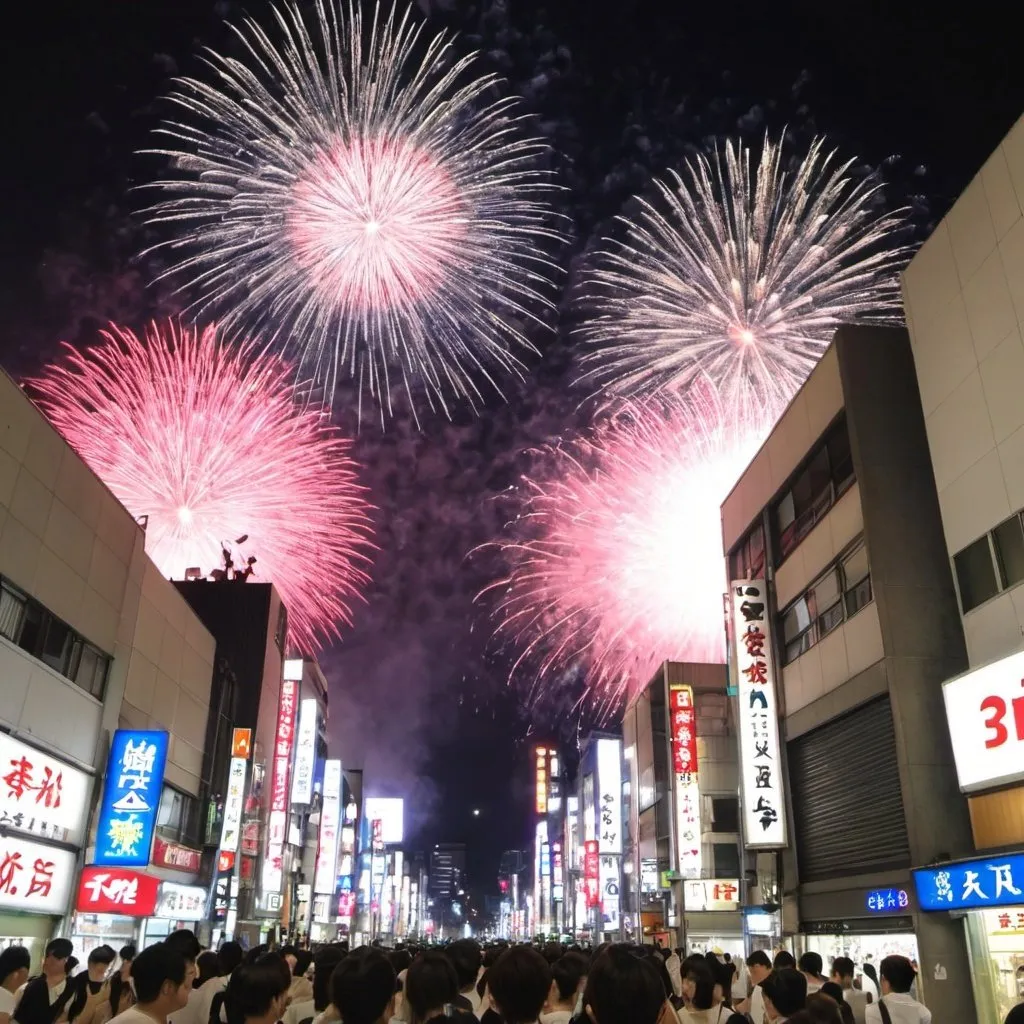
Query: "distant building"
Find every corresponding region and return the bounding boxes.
[429,842,466,899]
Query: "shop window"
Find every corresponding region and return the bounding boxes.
[713,842,740,878]
[993,513,1024,591]
[0,580,26,640]
[710,797,739,833]
[954,535,999,613]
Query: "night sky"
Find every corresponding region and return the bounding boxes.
[2,0,1021,904]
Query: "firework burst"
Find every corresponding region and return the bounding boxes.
[577,135,908,408]
[142,0,562,420]
[483,382,775,712]
[33,321,374,653]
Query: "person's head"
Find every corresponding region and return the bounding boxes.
[773,951,796,971]
[278,946,298,974]
[196,952,220,988]
[799,952,824,980]
[218,943,244,978]
[682,961,716,1011]
[86,945,116,980]
[224,956,292,1024]
[119,946,136,980]
[805,992,843,1023]
[747,950,772,986]
[293,950,314,980]
[65,957,79,977]
[582,947,664,1024]
[164,930,201,988]
[1005,1005,1024,1024]
[131,943,192,1013]
[331,949,396,1024]
[820,983,845,1005]
[404,952,458,1024]
[312,945,347,1012]
[762,969,807,1020]
[388,950,412,978]
[548,953,588,1011]
[830,957,854,988]
[42,939,73,978]
[444,939,480,993]
[0,946,31,991]
[487,946,552,1024]
[878,956,916,996]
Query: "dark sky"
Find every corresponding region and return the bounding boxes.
[1,0,1021,902]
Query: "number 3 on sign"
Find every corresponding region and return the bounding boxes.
[981,683,1024,749]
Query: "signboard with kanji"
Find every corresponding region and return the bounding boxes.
[76,866,160,917]
[94,730,169,867]
[263,678,297,895]
[583,839,601,908]
[154,881,207,921]
[0,733,91,847]
[219,757,247,854]
[0,834,76,915]
[684,877,740,911]
[731,581,786,848]
[596,738,621,855]
[669,685,702,879]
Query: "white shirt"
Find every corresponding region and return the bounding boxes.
[1,988,16,1017]
[749,984,766,1024]
[842,987,870,1024]
[864,993,931,1024]
[168,988,203,1024]
[283,999,315,1024]
[194,977,228,1024]
[540,1013,573,1024]
[109,1008,164,1024]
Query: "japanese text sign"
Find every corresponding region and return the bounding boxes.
[866,887,911,913]
[596,738,622,855]
[0,834,76,915]
[914,854,1024,912]
[76,866,160,917]
[219,758,247,854]
[583,839,601,908]
[231,729,251,760]
[152,837,202,874]
[314,760,342,895]
[0,733,91,846]
[684,878,740,911]
[264,679,298,895]
[731,581,786,848]
[669,685,702,879]
[95,730,169,867]
[154,881,207,921]
[536,746,548,815]
[291,699,318,805]
[669,685,698,776]
[942,649,1024,793]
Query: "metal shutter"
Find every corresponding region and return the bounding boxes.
[788,696,910,882]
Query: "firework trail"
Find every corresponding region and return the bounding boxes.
[33,321,374,653]
[577,135,908,409]
[482,381,775,712]
[142,0,562,421]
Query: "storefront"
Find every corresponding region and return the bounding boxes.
[682,879,744,958]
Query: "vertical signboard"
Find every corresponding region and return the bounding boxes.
[596,739,622,854]
[291,699,318,805]
[584,840,601,908]
[94,731,169,867]
[220,758,247,854]
[263,679,298,894]
[535,746,548,815]
[731,580,786,847]
[669,685,702,878]
[314,760,342,895]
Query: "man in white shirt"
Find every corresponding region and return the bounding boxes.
[163,932,201,1024]
[830,956,871,1024]
[798,953,826,995]
[193,944,243,1024]
[109,944,191,1024]
[762,968,807,1023]
[864,956,931,1024]
[0,947,31,1024]
[735,950,772,1024]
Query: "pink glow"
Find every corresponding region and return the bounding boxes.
[288,136,466,313]
[32,321,374,653]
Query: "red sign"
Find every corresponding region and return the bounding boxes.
[584,839,601,908]
[152,838,202,874]
[337,890,355,918]
[669,686,698,777]
[76,866,160,917]
[218,852,235,873]
[231,729,252,760]
[271,681,298,816]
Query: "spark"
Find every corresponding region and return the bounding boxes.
[141,0,563,421]
[32,321,374,653]
[482,382,776,713]
[577,135,908,409]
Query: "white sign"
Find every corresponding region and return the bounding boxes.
[596,738,622,855]
[283,659,304,681]
[364,798,404,844]
[599,854,620,932]
[0,835,76,915]
[220,758,247,853]
[684,878,740,911]
[291,700,318,805]
[943,648,1024,793]
[731,580,786,848]
[154,881,207,921]
[669,686,702,879]
[0,733,91,846]
[314,760,342,895]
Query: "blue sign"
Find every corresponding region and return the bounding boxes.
[914,853,1024,912]
[866,888,910,913]
[94,730,169,867]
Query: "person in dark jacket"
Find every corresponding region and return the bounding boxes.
[13,940,74,1024]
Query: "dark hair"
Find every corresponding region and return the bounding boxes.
[0,945,30,981]
[224,957,291,1024]
[819,985,854,1024]
[542,942,563,965]
[805,992,844,1023]
[747,949,772,970]
[132,943,188,1004]
[878,955,915,994]
[312,946,347,1012]
[443,940,480,991]
[487,947,552,1024]
[45,939,73,961]
[66,958,79,976]
[88,945,117,967]
[119,946,137,962]
[830,957,854,981]
[773,951,796,970]
[551,953,588,1003]
[196,952,220,988]
[164,930,201,963]
[278,946,298,960]
[388,950,412,978]
[244,946,269,966]
[218,943,244,977]
[799,952,823,978]
[294,950,314,979]
[1005,1005,1024,1024]
[762,969,807,1017]
[405,953,458,1022]
[861,962,879,987]
[331,949,396,1024]
[583,946,664,1024]
[684,961,716,1011]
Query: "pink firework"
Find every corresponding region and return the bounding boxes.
[485,383,777,711]
[32,321,374,653]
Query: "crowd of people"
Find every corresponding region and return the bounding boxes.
[0,933,958,1024]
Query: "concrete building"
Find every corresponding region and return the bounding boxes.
[901,113,1024,1022]
[720,326,975,1023]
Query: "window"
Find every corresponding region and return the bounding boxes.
[156,786,200,847]
[780,538,872,665]
[729,522,766,582]
[0,575,111,699]
[772,417,856,563]
[954,536,1000,613]
[710,797,739,833]
[713,842,741,878]
[993,513,1024,591]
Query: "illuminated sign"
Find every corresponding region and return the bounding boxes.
[291,699,318,804]
[0,835,75,915]
[283,659,304,681]
[600,854,620,930]
[640,859,659,894]
[0,733,91,847]
[552,842,564,902]
[154,882,207,921]
[584,839,600,908]
[314,760,342,895]
[536,746,548,815]
[669,685,702,879]
[152,838,202,874]
[731,580,786,848]
[219,758,247,854]
[866,888,911,913]
[231,729,251,759]
[942,649,1024,793]
[263,679,298,894]
[95,730,169,867]
[914,853,1024,912]
[364,798,404,843]
[76,866,160,917]
[596,739,622,855]
[684,878,739,911]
